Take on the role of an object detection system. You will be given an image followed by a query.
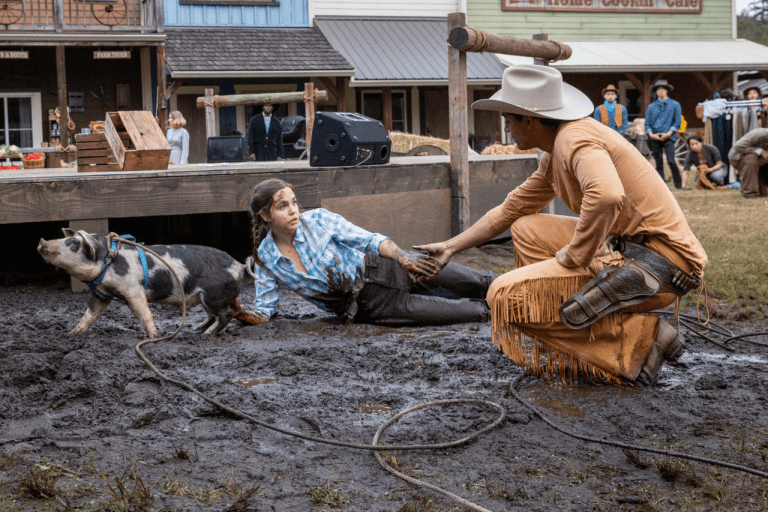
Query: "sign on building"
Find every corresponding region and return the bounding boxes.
[93,51,132,59]
[502,0,700,13]
[0,51,29,59]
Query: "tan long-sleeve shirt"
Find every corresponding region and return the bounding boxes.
[488,117,707,275]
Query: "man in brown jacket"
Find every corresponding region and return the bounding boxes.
[728,128,768,198]
[416,65,707,387]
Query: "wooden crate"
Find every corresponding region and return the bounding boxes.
[75,132,130,172]
[104,111,171,172]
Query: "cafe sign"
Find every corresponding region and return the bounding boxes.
[503,0,700,13]
[94,50,131,59]
[0,51,28,59]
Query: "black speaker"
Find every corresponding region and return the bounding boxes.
[206,135,248,163]
[309,112,391,167]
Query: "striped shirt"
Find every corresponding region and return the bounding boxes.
[252,208,388,318]
[645,98,682,142]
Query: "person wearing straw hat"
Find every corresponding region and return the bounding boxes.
[414,65,707,387]
[645,79,686,189]
[594,84,628,135]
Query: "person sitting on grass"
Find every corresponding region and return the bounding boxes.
[243,179,496,326]
[684,135,727,189]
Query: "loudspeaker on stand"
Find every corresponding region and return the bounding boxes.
[309,112,391,167]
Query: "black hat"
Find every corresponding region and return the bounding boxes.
[650,79,674,93]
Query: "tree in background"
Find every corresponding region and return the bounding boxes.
[739,0,768,45]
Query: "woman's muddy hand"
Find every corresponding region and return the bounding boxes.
[398,253,442,282]
[412,242,451,270]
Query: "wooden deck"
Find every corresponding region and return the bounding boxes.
[0,155,538,248]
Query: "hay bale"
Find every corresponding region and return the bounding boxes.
[480,143,537,156]
[389,132,478,156]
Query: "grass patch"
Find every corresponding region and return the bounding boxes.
[673,188,768,306]
[309,477,348,508]
[492,264,515,274]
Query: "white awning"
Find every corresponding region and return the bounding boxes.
[497,39,768,73]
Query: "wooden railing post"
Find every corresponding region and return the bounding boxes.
[156,45,166,134]
[448,12,469,236]
[53,0,64,33]
[154,0,165,32]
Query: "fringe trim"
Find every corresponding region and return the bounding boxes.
[491,274,624,386]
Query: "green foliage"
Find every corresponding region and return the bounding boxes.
[737,15,768,45]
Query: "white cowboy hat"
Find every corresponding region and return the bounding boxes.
[472,65,593,121]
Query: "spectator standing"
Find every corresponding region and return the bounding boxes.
[593,84,628,134]
[728,128,768,198]
[248,103,284,162]
[166,111,190,165]
[645,80,686,189]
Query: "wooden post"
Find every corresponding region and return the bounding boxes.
[55,46,69,149]
[448,25,571,61]
[195,90,327,109]
[336,77,347,112]
[304,82,316,156]
[53,0,64,32]
[204,88,216,140]
[448,12,469,235]
[156,45,167,135]
[533,33,548,66]
[382,87,393,131]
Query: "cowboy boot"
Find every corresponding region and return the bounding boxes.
[634,319,685,386]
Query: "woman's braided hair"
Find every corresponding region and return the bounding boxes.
[249,179,295,266]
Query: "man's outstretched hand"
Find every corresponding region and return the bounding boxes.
[412,242,451,270]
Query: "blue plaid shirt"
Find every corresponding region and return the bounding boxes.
[252,208,388,318]
[645,98,682,142]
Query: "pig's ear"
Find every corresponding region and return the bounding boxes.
[77,231,100,262]
[62,228,76,238]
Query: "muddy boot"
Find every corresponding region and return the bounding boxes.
[633,319,685,386]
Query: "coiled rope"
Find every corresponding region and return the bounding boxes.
[107,235,767,512]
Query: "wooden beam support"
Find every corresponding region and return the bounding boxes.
[166,78,185,100]
[336,76,347,112]
[195,90,327,109]
[156,45,166,135]
[317,77,339,100]
[55,46,69,149]
[204,87,216,140]
[382,87,393,131]
[694,72,715,95]
[448,12,469,235]
[449,25,570,61]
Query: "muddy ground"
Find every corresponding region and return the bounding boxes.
[1,240,768,512]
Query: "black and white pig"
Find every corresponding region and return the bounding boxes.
[38,229,260,337]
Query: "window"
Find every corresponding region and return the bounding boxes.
[0,93,42,148]
[361,90,408,132]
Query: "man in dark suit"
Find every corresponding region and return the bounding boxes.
[248,103,284,161]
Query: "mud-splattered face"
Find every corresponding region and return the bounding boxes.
[37,230,100,277]
[260,187,299,235]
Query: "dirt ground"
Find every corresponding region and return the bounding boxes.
[1,240,768,512]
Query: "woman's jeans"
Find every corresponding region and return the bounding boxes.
[354,253,495,326]
[651,138,682,189]
[706,167,728,186]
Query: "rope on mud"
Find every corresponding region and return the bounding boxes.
[112,237,505,512]
[655,310,768,349]
[508,381,768,480]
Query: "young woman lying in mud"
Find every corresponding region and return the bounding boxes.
[243,179,496,326]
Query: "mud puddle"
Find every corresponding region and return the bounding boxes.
[1,260,768,511]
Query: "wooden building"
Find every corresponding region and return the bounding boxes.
[467,0,768,130]
[0,0,164,150]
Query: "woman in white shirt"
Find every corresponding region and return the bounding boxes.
[166,111,190,164]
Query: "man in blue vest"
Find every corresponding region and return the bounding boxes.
[593,84,627,134]
[248,103,284,162]
[645,79,686,190]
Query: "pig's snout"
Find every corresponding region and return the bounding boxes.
[38,238,57,258]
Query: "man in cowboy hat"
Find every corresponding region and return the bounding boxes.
[415,65,706,387]
[594,84,628,134]
[645,79,686,189]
